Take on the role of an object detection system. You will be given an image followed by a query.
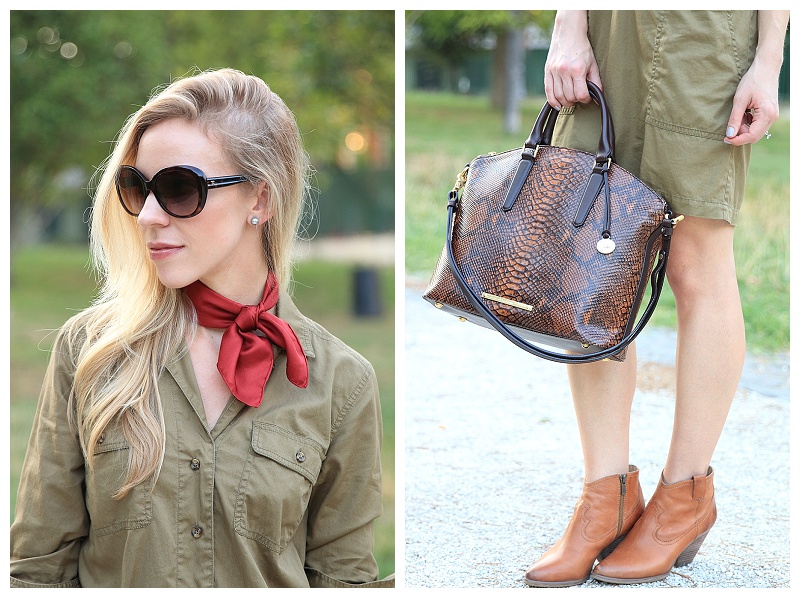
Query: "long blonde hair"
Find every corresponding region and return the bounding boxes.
[63,68,310,497]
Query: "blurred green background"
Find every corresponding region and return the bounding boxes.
[9,10,395,580]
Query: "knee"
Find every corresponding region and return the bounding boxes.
[663,217,739,307]
[666,258,703,304]
[666,251,738,308]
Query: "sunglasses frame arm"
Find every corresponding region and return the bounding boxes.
[206,175,250,188]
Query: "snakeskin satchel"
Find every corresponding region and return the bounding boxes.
[423,82,681,363]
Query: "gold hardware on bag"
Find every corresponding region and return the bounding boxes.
[435,302,443,309]
[481,292,533,311]
[582,343,591,348]
[454,166,469,193]
[458,317,466,322]
[671,214,685,226]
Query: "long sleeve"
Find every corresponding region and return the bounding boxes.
[10,328,88,588]
[303,362,393,588]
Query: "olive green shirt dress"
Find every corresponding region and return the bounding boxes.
[10,292,392,588]
[553,10,758,225]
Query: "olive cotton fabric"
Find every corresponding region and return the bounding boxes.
[553,10,758,225]
[10,292,391,588]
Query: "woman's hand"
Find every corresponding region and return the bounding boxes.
[725,10,788,145]
[724,59,780,145]
[544,10,602,109]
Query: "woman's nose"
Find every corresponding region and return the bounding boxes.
[136,192,170,227]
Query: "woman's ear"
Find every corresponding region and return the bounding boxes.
[252,181,273,222]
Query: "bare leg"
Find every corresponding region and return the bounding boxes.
[591,217,739,581]
[662,216,744,483]
[546,216,742,585]
[566,216,742,484]
[566,345,636,482]
[528,345,642,587]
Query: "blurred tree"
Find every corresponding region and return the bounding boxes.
[503,12,526,134]
[11,11,169,244]
[405,11,480,92]
[406,10,555,126]
[10,10,394,247]
[162,11,394,167]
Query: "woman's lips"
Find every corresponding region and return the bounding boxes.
[147,243,184,260]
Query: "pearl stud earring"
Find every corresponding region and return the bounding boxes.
[250,217,260,226]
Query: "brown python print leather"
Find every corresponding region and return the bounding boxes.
[424,145,667,352]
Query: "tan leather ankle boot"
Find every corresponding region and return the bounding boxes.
[592,467,716,584]
[524,465,644,587]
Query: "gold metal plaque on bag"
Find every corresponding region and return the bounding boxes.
[481,292,533,311]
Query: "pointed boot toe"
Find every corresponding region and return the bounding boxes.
[523,466,644,588]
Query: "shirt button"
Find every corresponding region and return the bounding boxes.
[295,450,306,463]
[98,434,105,445]
[190,458,200,471]
[191,526,203,538]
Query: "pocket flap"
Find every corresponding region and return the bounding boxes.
[92,427,130,456]
[251,422,324,485]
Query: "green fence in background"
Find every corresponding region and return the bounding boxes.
[408,37,791,102]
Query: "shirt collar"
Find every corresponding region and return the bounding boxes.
[275,288,315,359]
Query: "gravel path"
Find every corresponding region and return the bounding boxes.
[403,285,789,589]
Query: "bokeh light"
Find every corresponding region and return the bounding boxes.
[113,41,133,58]
[345,131,366,152]
[11,36,28,54]
[60,42,78,60]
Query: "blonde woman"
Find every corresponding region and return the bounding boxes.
[10,69,391,588]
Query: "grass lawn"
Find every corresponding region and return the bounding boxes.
[9,245,395,579]
[406,91,789,354]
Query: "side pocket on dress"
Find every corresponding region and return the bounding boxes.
[644,11,753,139]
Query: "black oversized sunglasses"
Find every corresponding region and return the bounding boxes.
[115,164,249,218]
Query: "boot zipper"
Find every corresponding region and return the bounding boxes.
[617,473,627,537]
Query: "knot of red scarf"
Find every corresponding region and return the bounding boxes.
[184,273,308,407]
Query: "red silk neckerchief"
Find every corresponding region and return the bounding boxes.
[183,273,308,407]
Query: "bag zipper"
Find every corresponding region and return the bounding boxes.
[617,473,627,537]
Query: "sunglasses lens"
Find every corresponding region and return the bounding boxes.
[156,169,202,217]
[117,167,147,215]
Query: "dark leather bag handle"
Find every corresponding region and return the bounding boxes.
[503,81,614,213]
[526,81,613,160]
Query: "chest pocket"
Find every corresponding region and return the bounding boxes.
[85,428,153,536]
[234,422,324,553]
